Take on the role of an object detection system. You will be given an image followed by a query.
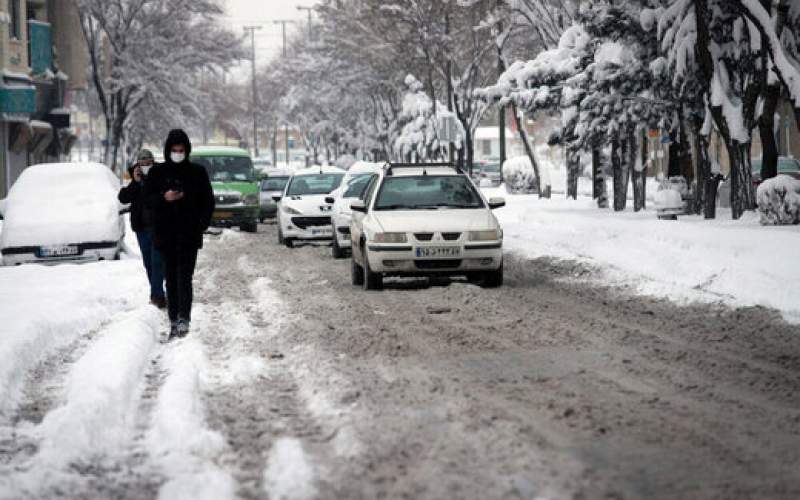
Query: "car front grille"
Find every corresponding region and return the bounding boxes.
[414,259,462,270]
[216,194,241,205]
[414,233,434,241]
[441,232,461,241]
[292,216,331,229]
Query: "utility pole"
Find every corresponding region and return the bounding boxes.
[296,6,314,41]
[274,20,295,165]
[496,0,507,169]
[244,25,262,157]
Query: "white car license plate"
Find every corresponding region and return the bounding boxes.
[311,228,332,236]
[39,245,79,257]
[416,246,461,259]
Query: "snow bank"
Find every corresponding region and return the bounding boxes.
[262,438,317,500]
[502,156,538,194]
[0,162,122,249]
[757,175,800,225]
[487,189,800,322]
[0,260,148,417]
[33,307,161,466]
[147,334,236,500]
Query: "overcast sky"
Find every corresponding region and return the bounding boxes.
[222,0,317,73]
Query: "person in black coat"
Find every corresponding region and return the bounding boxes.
[118,149,166,309]
[144,129,215,339]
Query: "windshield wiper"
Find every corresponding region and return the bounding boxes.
[417,203,478,209]
[376,204,415,210]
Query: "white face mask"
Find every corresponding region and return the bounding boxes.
[141,165,152,176]
[171,152,186,163]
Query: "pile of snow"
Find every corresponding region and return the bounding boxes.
[35,308,161,465]
[0,259,148,417]
[757,175,800,225]
[0,162,122,249]
[485,189,800,323]
[502,156,538,194]
[262,438,317,500]
[147,334,236,500]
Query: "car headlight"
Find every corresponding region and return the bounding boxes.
[244,193,259,205]
[372,232,407,244]
[469,229,502,241]
[283,205,302,215]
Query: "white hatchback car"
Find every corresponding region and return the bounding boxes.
[274,166,345,248]
[0,162,125,266]
[350,163,505,290]
[325,161,383,258]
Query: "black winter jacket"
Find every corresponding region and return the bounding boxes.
[118,165,154,233]
[144,130,215,250]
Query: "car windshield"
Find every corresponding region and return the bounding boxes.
[261,177,289,192]
[752,158,800,174]
[482,163,500,173]
[193,156,255,182]
[286,174,344,196]
[374,176,485,210]
[343,174,374,198]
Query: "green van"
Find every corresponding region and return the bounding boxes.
[190,146,259,232]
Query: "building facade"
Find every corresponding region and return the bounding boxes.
[0,0,85,197]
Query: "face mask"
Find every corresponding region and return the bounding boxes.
[171,152,185,163]
[141,165,152,176]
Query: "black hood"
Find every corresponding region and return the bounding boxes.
[164,129,192,164]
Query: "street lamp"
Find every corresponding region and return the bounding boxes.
[296,6,314,41]
[243,25,262,157]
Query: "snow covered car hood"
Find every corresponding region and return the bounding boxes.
[372,209,498,233]
[282,194,333,216]
[0,163,123,248]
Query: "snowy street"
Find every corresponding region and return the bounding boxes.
[1,210,799,499]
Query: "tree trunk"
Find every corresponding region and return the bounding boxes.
[633,130,647,212]
[510,102,542,197]
[611,137,629,211]
[592,148,608,208]
[759,85,780,180]
[566,151,579,200]
[726,140,756,219]
[691,128,714,217]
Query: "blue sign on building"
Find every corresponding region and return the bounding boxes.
[0,85,36,114]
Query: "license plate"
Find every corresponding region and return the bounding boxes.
[39,245,79,257]
[415,246,461,258]
[216,211,234,219]
[311,228,332,236]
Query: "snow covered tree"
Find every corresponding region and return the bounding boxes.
[77,0,243,172]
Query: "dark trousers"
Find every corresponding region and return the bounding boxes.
[135,230,165,300]
[162,244,199,323]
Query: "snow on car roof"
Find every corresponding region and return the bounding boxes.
[191,146,250,157]
[389,167,461,177]
[347,161,383,174]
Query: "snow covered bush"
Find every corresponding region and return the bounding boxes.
[502,156,538,194]
[757,175,800,225]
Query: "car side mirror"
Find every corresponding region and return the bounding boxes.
[350,200,367,213]
[325,196,335,204]
[272,195,282,203]
[488,197,506,210]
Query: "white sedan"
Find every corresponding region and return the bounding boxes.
[325,161,383,258]
[350,164,505,290]
[0,162,125,266]
[274,166,345,248]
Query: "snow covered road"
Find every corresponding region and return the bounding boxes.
[1,217,799,499]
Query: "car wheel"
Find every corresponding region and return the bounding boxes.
[351,257,364,286]
[278,227,284,244]
[332,228,345,259]
[363,251,383,291]
[482,261,503,288]
[285,237,294,248]
[241,221,258,233]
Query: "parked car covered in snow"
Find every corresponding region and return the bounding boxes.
[0,162,125,266]
[751,157,800,188]
[325,161,382,258]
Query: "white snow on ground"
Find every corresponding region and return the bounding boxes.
[147,309,236,500]
[0,307,161,497]
[262,438,317,500]
[0,259,148,417]
[487,188,800,323]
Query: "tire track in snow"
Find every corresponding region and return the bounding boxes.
[190,232,329,500]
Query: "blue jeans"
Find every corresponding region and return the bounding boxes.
[136,230,166,300]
